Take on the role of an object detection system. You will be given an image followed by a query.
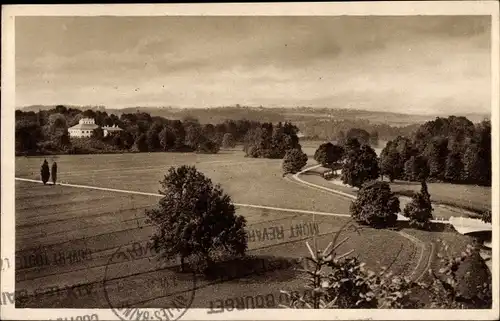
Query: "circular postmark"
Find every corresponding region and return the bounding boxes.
[102,241,196,321]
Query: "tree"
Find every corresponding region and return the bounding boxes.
[463,121,491,186]
[221,133,236,149]
[40,159,50,185]
[15,120,42,154]
[132,134,148,152]
[403,181,433,229]
[197,140,220,154]
[145,166,247,272]
[185,124,205,150]
[92,127,104,140]
[51,162,58,185]
[282,148,308,176]
[379,147,401,182]
[423,137,448,181]
[159,126,176,151]
[146,123,163,151]
[341,144,380,188]
[444,151,464,182]
[350,180,400,227]
[404,155,429,182]
[369,130,379,146]
[346,128,370,146]
[314,142,344,170]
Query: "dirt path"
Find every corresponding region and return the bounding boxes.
[291,165,434,282]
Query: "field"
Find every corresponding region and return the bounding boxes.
[14,150,472,309]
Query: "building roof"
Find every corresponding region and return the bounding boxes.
[449,216,492,235]
[69,123,99,130]
[103,126,122,131]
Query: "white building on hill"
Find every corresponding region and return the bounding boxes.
[68,118,99,138]
[102,124,123,137]
[68,118,122,138]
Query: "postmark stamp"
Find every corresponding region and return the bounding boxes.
[102,241,197,321]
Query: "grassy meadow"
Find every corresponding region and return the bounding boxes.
[14,148,475,308]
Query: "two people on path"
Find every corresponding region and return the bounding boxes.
[40,159,57,185]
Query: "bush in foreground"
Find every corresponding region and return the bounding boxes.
[145,165,247,273]
[282,148,308,176]
[280,222,422,309]
[350,180,399,228]
[403,181,433,229]
[281,228,491,309]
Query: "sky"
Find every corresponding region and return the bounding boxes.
[16,15,491,114]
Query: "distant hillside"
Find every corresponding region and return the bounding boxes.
[18,105,490,126]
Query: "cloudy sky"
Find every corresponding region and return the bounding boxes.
[16,15,491,114]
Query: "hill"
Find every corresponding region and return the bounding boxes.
[18,105,490,126]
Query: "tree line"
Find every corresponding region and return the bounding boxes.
[299,118,420,144]
[15,105,299,158]
[380,116,491,186]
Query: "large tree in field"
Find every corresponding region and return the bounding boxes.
[282,148,308,176]
[146,166,247,272]
[314,142,344,170]
[350,180,400,228]
[341,144,380,188]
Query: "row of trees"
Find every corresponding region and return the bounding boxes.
[380,116,491,186]
[300,118,419,144]
[314,137,380,188]
[311,116,491,188]
[15,106,289,156]
[350,179,433,229]
[243,122,302,159]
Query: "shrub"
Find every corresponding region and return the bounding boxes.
[350,180,399,228]
[145,166,247,273]
[282,148,308,176]
[280,222,422,309]
[428,241,491,308]
[403,181,433,229]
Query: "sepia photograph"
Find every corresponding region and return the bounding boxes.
[1,2,498,320]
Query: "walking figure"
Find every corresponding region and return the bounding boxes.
[51,162,58,185]
[40,159,50,185]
